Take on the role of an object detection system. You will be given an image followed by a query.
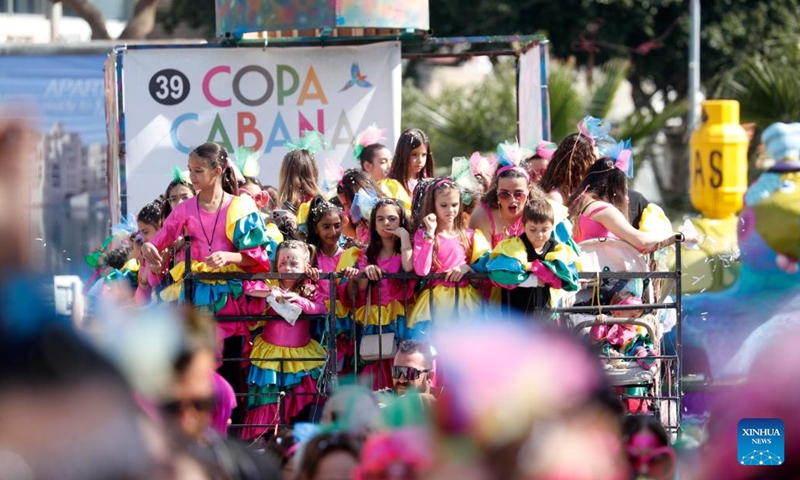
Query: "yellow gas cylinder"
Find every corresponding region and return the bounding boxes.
[690,100,749,219]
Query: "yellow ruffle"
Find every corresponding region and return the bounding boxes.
[168,260,245,284]
[407,285,482,329]
[490,237,531,270]
[378,178,412,212]
[471,229,490,263]
[296,201,311,227]
[160,282,182,302]
[250,337,327,373]
[325,299,350,319]
[224,195,259,243]
[265,222,284,243]
[639,203,672,237]
[123,258,140,272]
[336,246,363,271]
[355,299,407,326]
[545,241,581,264]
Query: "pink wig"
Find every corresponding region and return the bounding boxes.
[211,372,236,435]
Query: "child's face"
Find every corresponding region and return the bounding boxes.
[168,184,194,210]
[277,248,307,274]
[314,212,343,248]
[434,188,461,228]
[188,155,220,191]
[374,204,402,239]
[524,220,553,250]
[137,221,159,243]
[364,147,392,182]
[406,145,428,177]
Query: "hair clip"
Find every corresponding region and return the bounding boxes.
[169,166,191,184]
[351,188,380,223]
[603,139,634,178]
[232,146,262,178]
[286,130,327,155]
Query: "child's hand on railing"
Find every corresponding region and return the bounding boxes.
[445,264,473,282]
[205,251,231,269]
[304,265,321,281]
[363,265,384,281]
[341,267,359,280]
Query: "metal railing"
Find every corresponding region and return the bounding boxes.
[175,235,683,436]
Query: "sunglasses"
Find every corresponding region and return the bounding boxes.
[162,396,216,415]
[627,446,676,477]
[392,365,430,381]
[497,190,527,201]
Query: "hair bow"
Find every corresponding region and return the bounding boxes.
[604,139,634,178]
[468,151,497,178]
[169,166,191,184]
[232,146,262,178]
[318,157,345,200]
[535,141,557,160]
[495,141,534,180]
[111,214,138,237]
[286,129,327,155]
[577,115,613,148]
[353,124,386,160]
[351,188,380,223]
[451,156,482,206]
[239,188,270,209]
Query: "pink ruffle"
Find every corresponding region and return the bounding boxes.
[243,280,270,297]
[531,260,563,289]
[240,375,322,439]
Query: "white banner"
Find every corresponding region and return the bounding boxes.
[120,42,401,212]
[518,44,547,146]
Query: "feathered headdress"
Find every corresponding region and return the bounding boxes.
[350,188,380,223]
[169,166,191,184]
[577,115,613,149]
[451,156,482,206]
[603,139,634,178]
[317,157,345,200]
[495,141,534,179]
[535,141,557,160]
[469,151,498,179]
[286,129,327,155]
[353,125,386,160]
[231,146,262,178]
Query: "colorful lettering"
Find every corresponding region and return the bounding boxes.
[203,66,231,107]
[170,113,198,154]
[277,65,299,106]
[297,66,328,106]
[207,113,233,151]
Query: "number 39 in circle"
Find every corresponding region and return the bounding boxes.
[149,69,190,106]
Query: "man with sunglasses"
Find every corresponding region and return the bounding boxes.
[388,340,435,401]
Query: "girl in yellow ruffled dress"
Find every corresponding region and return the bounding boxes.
[379,128,434,212]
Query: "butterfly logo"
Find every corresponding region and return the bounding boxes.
[339,63,373,92]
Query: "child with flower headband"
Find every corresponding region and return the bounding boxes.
[354,124,392,183]
[540,116,606,204]
[243,240,327,438]
[380,128,435,212]
[349,196,414,389]
[407,177,490,340]
[337,168,385,243]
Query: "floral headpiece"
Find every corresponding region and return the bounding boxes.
[286,129,327,155]
[603,139,634,178]
[495,141,534,180]
[353,124,386,160]
[169,166,191,184]
[351,188,380,223]
[231,146,261,178]
[469,151,498,178]
[111,214,138,237]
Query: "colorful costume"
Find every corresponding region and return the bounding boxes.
[354,252,415,389]
[407,229,490,339]
[378,178,413,212]
[243,292,327,438]
[150,195,273,341]
[314,246,359,372]
[478,236,579,320]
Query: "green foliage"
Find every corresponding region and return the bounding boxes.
[402,65,518,170]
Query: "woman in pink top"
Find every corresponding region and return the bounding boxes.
[568,158,681,250]
[408,179,490,340]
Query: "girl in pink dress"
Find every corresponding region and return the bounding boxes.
[337,168,384,244]
[407,179,490,340]
[142,143,272,401]
[350,198,415,389]
[134,199,162,306]
[304,196,360,373]
[243,240,326,438]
